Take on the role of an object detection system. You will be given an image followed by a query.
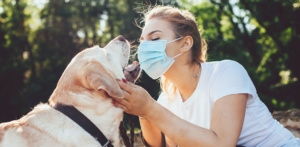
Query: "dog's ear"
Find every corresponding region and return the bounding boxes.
[83,62,124,98]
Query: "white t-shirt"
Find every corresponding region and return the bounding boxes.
[157,60,299,147]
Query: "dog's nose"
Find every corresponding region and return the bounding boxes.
[116,35,126,41]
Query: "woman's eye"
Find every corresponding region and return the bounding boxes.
[151,37,160,41]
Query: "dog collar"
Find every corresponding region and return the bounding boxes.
[53,103,113,147]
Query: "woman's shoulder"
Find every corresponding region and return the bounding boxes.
[202,59,246,76]
[205,60,254,102]
[205,59,249,79]
[204,59,243,68]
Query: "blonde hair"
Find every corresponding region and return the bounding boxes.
[142,6,208,99]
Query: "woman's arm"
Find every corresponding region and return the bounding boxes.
[146,94,247,147]
[112,80,247,147]
[140,117,163,146]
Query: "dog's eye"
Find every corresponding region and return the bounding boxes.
[151,37,160,41]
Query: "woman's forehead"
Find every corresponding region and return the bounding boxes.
[141,18,173,38]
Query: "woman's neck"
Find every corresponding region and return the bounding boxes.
[164,62,201,102]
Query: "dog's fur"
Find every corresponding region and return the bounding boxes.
[0,36,140,147]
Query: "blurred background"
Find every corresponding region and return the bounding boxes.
[0,0,299,127]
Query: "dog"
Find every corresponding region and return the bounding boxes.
[0,35,141,147]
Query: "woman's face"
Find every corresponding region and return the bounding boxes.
[140,18,182,58]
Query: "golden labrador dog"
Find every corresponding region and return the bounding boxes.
[0,35,141,147]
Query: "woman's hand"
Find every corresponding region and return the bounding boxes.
[111,79,156,117]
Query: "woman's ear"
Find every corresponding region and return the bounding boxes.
[180,36,193,53]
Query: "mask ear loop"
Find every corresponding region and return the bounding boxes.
[172,53,182,59]
[169,37,184,59]
[167,37,183,44]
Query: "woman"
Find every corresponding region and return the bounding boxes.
[112,6,300,147]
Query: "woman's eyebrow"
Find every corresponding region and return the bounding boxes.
[140,30,163,40]
[147,30,162,36]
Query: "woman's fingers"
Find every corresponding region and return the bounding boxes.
[112,100,128,111]
[125,81,137,87]
[117,80,136,94]
[112,92,129,103]
[113,79,154,116]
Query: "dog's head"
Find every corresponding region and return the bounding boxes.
[49,35,141,106]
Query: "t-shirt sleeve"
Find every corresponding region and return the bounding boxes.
[211,60,253,103]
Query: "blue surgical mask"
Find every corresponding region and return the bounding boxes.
[138,37,183,79]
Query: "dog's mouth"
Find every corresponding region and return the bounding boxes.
[124,61,141,83]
